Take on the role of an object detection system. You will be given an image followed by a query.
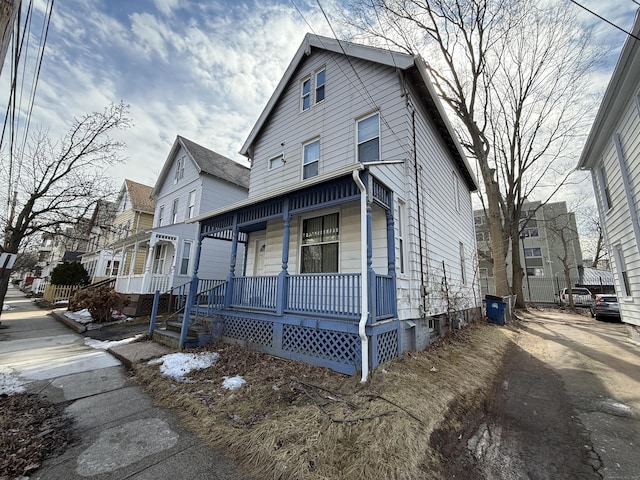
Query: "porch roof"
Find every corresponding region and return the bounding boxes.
[189,164,364,224]
[109,230,152,249]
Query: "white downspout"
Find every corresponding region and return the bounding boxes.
[352,169,369,383]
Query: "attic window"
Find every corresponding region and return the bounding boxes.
[175,156,185,182]
[301,77,311,111]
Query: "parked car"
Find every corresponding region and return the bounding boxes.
[590,294,621,321]
[559,287,593,307]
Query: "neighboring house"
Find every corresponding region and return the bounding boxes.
[474,201,584,302]
[36,220,92,279]
[82,180,154,286]
[176,34,479,377]
[115,135,249,299]
[81,200,117,280]
[577,10,640,337]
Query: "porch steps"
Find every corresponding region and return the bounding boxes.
[152,320,200,349]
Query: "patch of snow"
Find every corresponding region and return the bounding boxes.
[148,352,220,382]
[65,309,93,324]
[222,375,246,390]
[2,303,14,311]
[84,334,144,350]
[0,368,26,395]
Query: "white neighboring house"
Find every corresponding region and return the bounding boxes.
[132,135,250,296]
[577,10,640,337]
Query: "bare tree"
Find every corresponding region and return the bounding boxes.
[576,205,607,268]
[0,102,131,315]
[344,0,603,305]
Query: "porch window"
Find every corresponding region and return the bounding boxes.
[303,139,320,179]
[301,77,311,111]
[180,241,192,275]
[315,68,325,103]
[171,198,179,224]
[301,213,339,273]
[104,260,120,276]
[186,190,196,219]
[357,113,380,163]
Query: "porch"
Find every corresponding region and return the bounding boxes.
[170,167,401,375]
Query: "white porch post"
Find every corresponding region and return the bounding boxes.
[141,234,156,293]
[168,238,178,291]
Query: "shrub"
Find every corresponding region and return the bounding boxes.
[50,262,89,286]
[69,285,122,323]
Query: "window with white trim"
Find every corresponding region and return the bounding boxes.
[598,165,612,210]
[104,260,120,277]
[158,205,165,227]
[171,198,179,224]
[524,247,542,257]
[269,154,284,170]
[301,77,311,111]
[614,244,630,296]
[303,139,320,179]
[398,200,407,274]
[301,213,339,273]
[175,156,185,182]
[459,242,466,284]
[180,241,192,275]
[153,244,167,274]
[315,68,325,103]
[186,190,196,219]
[357,113,380,163]
[453,171,461,212]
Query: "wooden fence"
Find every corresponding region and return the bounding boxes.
[43,284,80,303]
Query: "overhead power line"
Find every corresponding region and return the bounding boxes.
[569,0,640,41]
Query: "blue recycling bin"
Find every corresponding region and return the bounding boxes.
[485,295,506,325]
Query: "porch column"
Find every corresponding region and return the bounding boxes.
[386,193,397,318]
[180,225,203,349]
[141,235,156,293]
[277,199,291,315]
[168,237,178,292]
[224,213,239,308]
[366,175,376,323]
[122,244,131,290]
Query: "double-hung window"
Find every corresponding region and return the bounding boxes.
[301,213,339,273]
[614,244,630,296]
[301,77,311,111]
[598,165,612,210]
[171,198,179,224]
[303,139,320,179]
[357,113,380,162]
[179,241,192,275]
[186,190,196,219]
[175,156,185,182]
[158,205,165,227]
[398,200,407,274]
[459,242,466,284]
[315,68,325,103]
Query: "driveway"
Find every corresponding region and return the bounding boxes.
[441,309,640,480]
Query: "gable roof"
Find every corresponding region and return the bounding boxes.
[577,10,640,170]
[122,179,155,214]
[239,33,477,191]
[151,136,250,198]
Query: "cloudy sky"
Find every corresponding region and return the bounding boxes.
[1,0,638,193]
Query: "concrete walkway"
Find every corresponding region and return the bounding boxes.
[0,286,248,480]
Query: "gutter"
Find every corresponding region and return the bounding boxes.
[352,169,369,383]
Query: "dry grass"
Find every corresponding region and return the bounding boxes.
[133,322,516,480]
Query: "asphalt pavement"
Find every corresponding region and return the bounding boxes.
[0,285,249,480]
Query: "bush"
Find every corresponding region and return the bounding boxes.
[50,262,89,286]
[69,285,122,323]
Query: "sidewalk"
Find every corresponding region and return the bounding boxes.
[0,286,248,480]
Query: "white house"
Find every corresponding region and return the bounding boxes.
[171,34,479,377]
[577,10,640,338]
[115,136,250,304]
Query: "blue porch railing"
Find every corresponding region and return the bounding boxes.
[287,273,361,318]
[374,274,395,320]
[231,275,278,311]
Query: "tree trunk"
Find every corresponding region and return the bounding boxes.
[511,234,526,308]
